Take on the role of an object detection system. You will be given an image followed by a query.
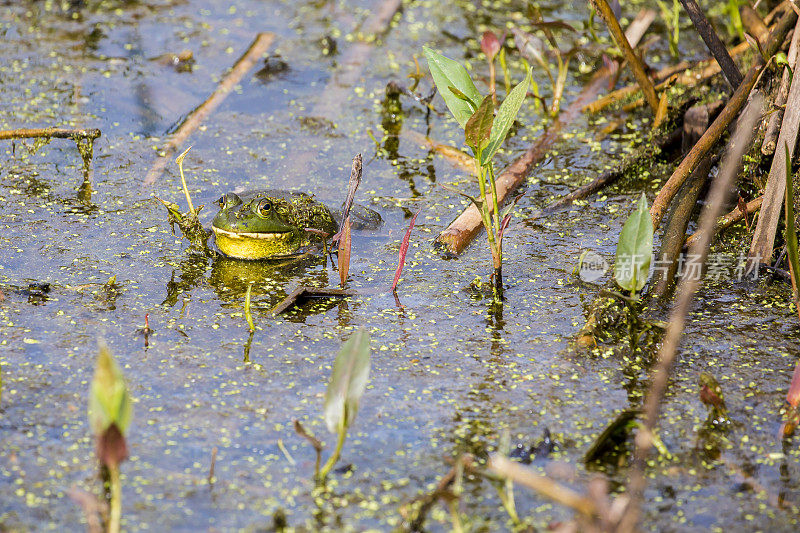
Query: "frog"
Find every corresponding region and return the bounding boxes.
[211,189,381,260]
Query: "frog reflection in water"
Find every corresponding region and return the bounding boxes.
[211,190,382,260]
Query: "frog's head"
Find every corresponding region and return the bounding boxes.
[211,192,306,259]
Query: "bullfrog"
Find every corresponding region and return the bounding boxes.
[211,189,381,260]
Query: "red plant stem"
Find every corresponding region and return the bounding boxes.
[392,209,421,292]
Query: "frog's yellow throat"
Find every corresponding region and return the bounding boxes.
[212,226,299,259]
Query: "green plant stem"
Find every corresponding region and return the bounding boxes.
[489,61,497,105]
[318,424,347,481]
[245,282,255,332]
[108,464,122,533]
[498,478,520,525]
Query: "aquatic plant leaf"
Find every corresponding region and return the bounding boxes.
[423,47,483,128]
[481,67,531,163]
[481,31,501,61]
[324,328,371,434]
[783,143,800,306]
[338,217,352,286]
[88,341,132,437]
[465,95,494,155]
[614,193,653,293]
[392,209,421,292]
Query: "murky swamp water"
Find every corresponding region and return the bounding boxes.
[0,0,799,530]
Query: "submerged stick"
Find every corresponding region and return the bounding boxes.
[679,0,743,88]
[619,96,763,533]
[143,32,275,186]
[590,0,659,113]
[0,127,101,141]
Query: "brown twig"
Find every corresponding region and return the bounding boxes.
[619,95,763,533]
[401,129,478,174]
[0,127,101,141]
[750,15,800,266]
[679,0,743,88]
[143,32,275,186]
[653,155,714,298]
[590,0,660,113]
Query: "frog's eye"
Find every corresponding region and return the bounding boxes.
[256,199,273,217]
[218,193,241,209]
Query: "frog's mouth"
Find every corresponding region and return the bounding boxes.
[212,226,298,259]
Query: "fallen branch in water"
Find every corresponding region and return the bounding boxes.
[0,127,101,141]
[143,32,275,186]
[619,95,763,533]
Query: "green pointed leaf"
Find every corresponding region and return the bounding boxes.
[324,328,371,434]
[88,341,133,437]
[614,193,653,293]
[784,143,800,302]
[465,95,494,154]
[481,67,531,162]
[423,46,483,128]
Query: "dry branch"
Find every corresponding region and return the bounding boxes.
[750,15,800,266]
[532,127,682,216]
[679,0,743,88]
[590,0,659,113]
[648,65,760,230]
[143,32,275,186]
[648,8,797,230]
[0,127,101,141]
[619,96,763,533]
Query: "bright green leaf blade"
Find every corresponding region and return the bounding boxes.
[465,95,494,155]
[482,67,531,162]
[614,193,654,292]
[784,143,800,301]
[88,341,133,436]
[324,328,371,434]
[423,46,483,128]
